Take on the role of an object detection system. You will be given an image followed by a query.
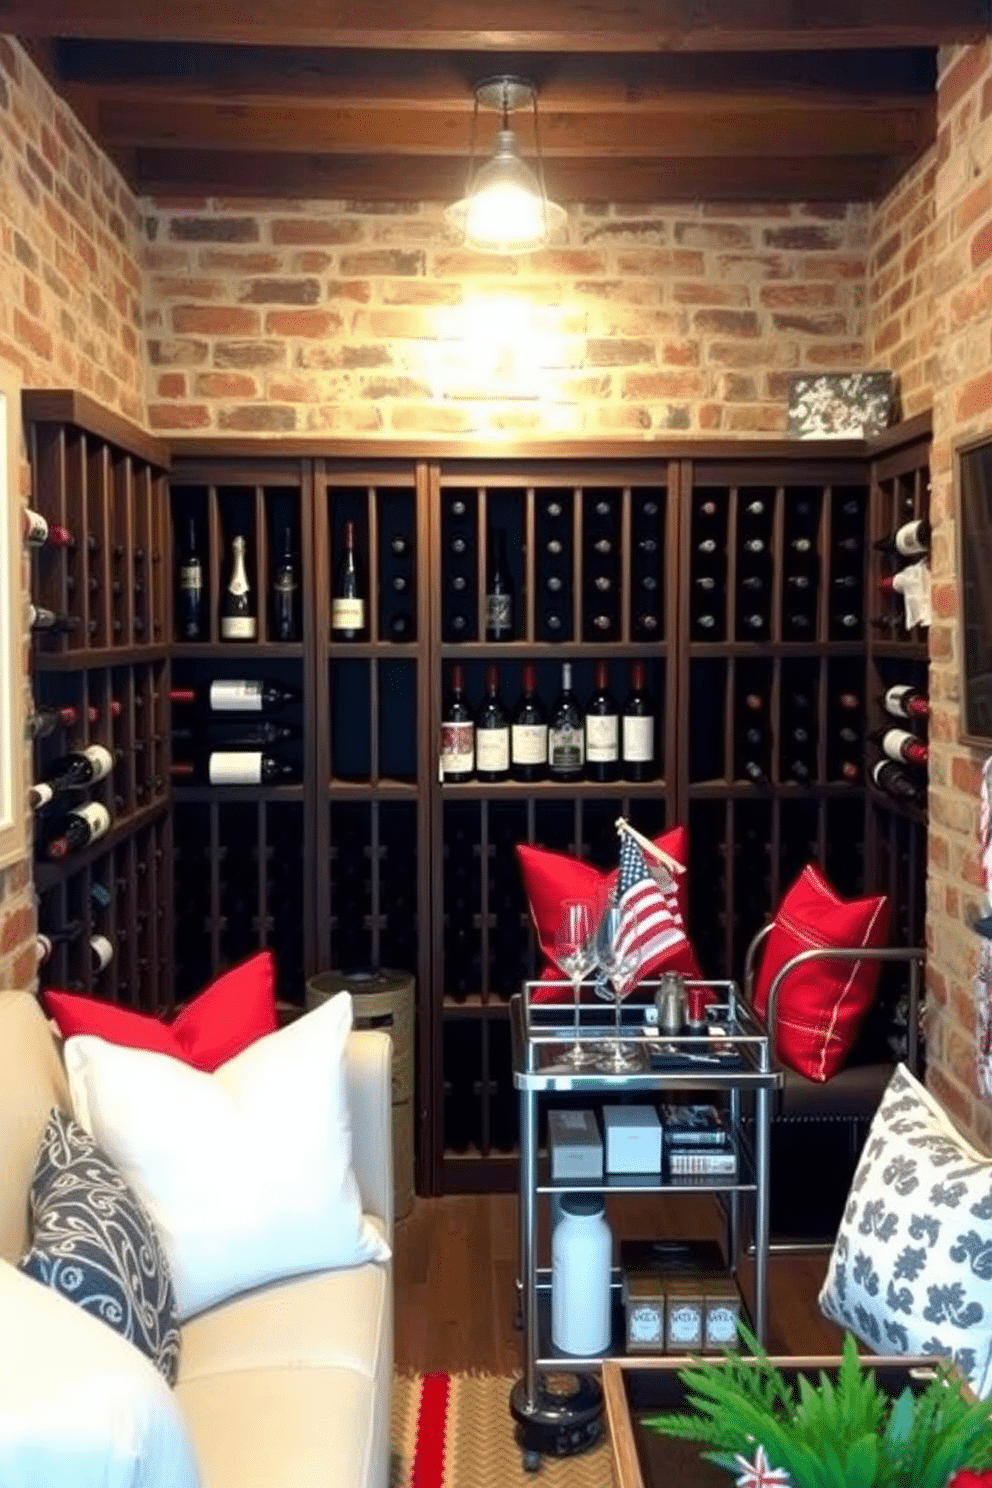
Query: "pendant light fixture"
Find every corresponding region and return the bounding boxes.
[445,77,566,253]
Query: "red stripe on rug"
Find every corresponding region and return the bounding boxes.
[412,1372,451,1488]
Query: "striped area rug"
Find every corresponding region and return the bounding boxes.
[390,1373,615,1488]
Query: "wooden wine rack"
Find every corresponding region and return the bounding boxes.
[26,394,931,1196]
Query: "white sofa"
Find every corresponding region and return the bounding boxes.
[0,989,394,1488]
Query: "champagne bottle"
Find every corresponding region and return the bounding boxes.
[872,727,929,766]
[511,664,547,783]
[621,662,655,782]
[548,662,584,782]
[170,752,299,785]
[41,801,111,860]
[440,664,474,782]
[585,661,620,783]
[220,535,257,640]
[881,684,930,720]
[485,527,514,641]
[332,520,365,639]
[170,680,300,713]
[872,757,925,807]
[177,516,204,640]
[873,518,931,557]
[271,525,298,642]
[23,509,74,548]
[475,665,510,783]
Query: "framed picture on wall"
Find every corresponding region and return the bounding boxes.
[956,431,992,747]
[0,365,25,870]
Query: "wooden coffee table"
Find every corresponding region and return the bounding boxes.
[602,1354,941,1488]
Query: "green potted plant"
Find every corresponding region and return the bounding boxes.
[645,1325,992,1488]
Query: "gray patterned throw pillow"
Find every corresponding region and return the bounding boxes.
[819,1063,992,1397]
[18,1107,181,1384]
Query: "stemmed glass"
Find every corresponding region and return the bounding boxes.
[595,899,645,1072]
[551,898,599,1069]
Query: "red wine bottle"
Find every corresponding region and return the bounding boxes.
[548,662,584,782]
[28,704,80,738]
[177,516,204,640]
[511,664,547,783]
[24,509,74,548]
[171,720,301,748]
[585,660,619,783]
[271,524,298,642]
[475,665,510,783]
[332,520,365,640]
[170,680,300,713]
[485,528,514,641]
[170,751,299,785]
[871,727,929,766]
[40,801,112,860]
[440,664,474,783]
[621,661,655,782]
[881,684,930,720]
[873,519,931,557]
[872,758,925,806]
[39,743,115,793]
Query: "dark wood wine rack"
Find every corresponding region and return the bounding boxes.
[26,394,931,1196]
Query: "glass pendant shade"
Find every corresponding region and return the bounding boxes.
[446,87,566,252]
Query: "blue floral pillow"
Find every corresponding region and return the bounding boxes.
[18,1107,181,1384]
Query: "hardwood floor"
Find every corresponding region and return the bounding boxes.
[393,1191,846,1376]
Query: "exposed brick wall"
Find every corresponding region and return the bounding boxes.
[0,38,146,993]
[867,147,939,418]
[142,201,871,438]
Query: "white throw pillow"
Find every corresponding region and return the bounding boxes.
[819,1062,992,1396]
[0,1258,200,1488]
[65,990,390,1321]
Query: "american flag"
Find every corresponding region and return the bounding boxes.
[613,832,687,988]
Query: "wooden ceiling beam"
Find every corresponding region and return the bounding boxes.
[54,42,937,106]
[2,0,986,52]
[132,146,904,203]
[92,96,933,160]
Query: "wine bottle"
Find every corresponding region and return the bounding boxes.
[511,665,547,783]
[440,664,474,782]
[882,684,930,720]
[271,525,298,642]
[220,535,257,640]
[475,665,510,783]
[35,921,82,962]
[585,661,620,783]
[332,520,365,640]
[28,605,80,633]
[548,662,584,782]
[170,752,299,785]
[388,612,413,640]
[89,934,114,972]
[176,516,204,640]
[485,527,514,641]
[873,519,931,557]
[171,720,301,748]
[39,743,115,793]
[170,680,300,713]
[389,534,411,556]
[621,662,655,782]
[28,703,80,738]
[872,758,925,806]
[24,509,74,548]
[40,801,111,860]
[878,571,919,597]
[872,727,929,766]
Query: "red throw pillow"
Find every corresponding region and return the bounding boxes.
[752,865,889,1083]
[41,950,278,1072]
[515,825,700,1003]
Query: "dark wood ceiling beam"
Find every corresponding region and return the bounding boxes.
[132,146,905,203]
[93,97,933,160]
[54,41,937,105]
[2,0,986,52]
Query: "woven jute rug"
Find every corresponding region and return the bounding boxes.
[390,1372,615,1488]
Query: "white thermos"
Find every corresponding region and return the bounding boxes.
[551,1194,612,1355]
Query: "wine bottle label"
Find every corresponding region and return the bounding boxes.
[332,597,365,630]
[622,716,654,763]
[485,593,512,636]
[24,509,48,544]
[586,715,619,763]
[208,751,264,785]
[180,562,202,592]
[476,728,510,773]
[549,725,584,771]
[210,680,263,712]
[83,744,114,781]
[882,728,914,762]
[73,802,111,837]
[512,723,547,765]
[440,721,474,777]
[220,614,258,639]
[274,572,297,594]
[89,934,114,971]
[30,782,55,809]
[895,522,927,556]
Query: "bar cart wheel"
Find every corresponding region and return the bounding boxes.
[509,1373,603,1469]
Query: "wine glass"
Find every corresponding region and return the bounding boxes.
[551,899,599,1069]
[595,899,645,1072]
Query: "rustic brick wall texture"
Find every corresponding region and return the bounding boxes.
[142,202,871,439]
[910,38,992,1150]
[0,39,145,992]
[867,146,938,419]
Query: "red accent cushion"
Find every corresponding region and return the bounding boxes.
[41,950,278,1073]
[752,865,889,1083]
[515,825,701,1003]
